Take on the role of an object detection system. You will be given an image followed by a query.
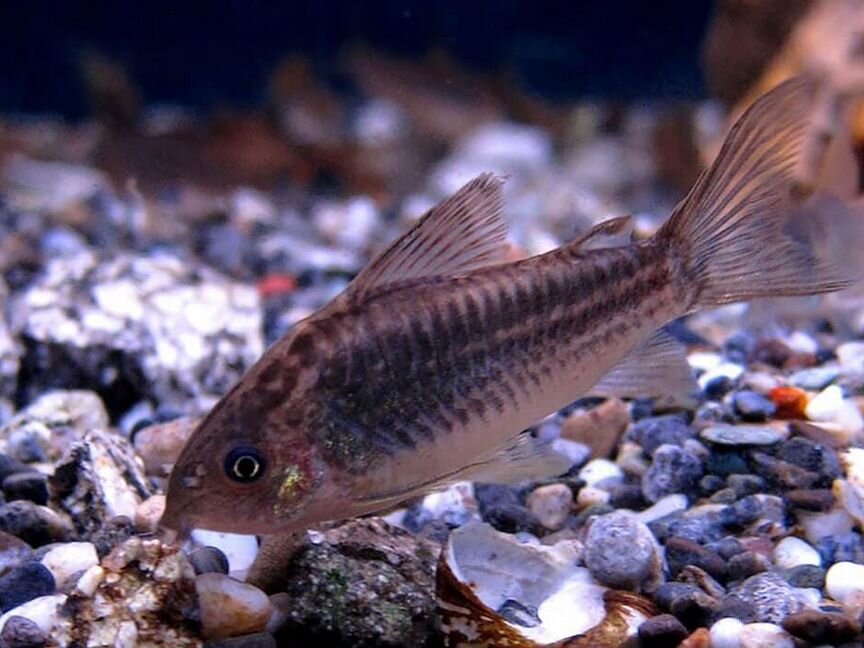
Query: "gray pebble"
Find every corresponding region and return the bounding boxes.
[727,551,771,581]
[728,572,804,624]
[731,390,776,421]
[628,415,694,455]
[584,511,662,590]
[700,424,785,447]
[0,501,73,547]
[0,615,46,648]
[782,564,826,589]
[189,546,230,576]
[642,444,703,503]
[788,366,839,391]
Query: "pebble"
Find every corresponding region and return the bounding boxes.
[726,474,765,498]
[39,542,98,590]
[697,361,744,392]
[772,536,821,570]
[0,614,46,648]
[577,459,624,487]
[727,551,771,581]
[132,417,198,477]
[583,511,662,590]
[769,386,809,420]
[641,444,703,503]
[836,341,864,376]
[189,530,259,577]
[664,536,726,580]
[0,532,34,575]
[627,414,694,455]
[0,594,66,635]
[560,398,630,458]
[700,424,786,447]
[0,456,35,486]
[709,616,744,648]
[0,563,55,612]
[738,622,794,648]
[196,573,273,639]
[133,494,166,532]
[526,483,572,530]
[778,436,841,477]
[203,633,277,648]
[788,366,840,390]
[1,474,48,507]
[635,494,688,524]
[748,452,819,490]
[825,561,864,609]
[805,385,864,441]
[782,609,862,645]
[782,564,825,589]
[637,613,688,647]
[189,546,230,576]
[729,572,804,624]
[731,391,776,422]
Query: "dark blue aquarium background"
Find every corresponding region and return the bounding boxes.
[0,0,713,117]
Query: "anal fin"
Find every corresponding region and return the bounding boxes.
[588,328,697,402]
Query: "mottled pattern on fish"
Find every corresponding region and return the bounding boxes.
[290,238,685,475]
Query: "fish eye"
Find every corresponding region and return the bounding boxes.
[224,446,266,483]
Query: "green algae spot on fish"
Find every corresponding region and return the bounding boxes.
[161,74,864,537]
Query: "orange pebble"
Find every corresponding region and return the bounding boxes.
[769,385,809,419]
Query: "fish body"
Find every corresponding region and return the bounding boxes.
[162,75,864,536]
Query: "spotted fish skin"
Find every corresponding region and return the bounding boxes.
[162,74,864,538]
[297,239,681,477]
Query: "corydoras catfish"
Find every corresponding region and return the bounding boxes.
[162,75,864,538]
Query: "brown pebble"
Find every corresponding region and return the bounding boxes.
[785,488,835,512]
[749,452,820,489]
[769,386,809,420]
[560,398,630,458]
[782,609,862,644]
[132,417,199,476]
[789,420,847,449]
[133,495,166,532]
[677,627,710,648]
[637,613,688,648]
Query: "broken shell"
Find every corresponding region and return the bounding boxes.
[436,522,656,647]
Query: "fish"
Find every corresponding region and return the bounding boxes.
[161,74,864,538]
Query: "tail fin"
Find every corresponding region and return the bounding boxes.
[657,75,864,310]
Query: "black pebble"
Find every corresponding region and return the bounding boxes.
[0,614,46,648]
[0,456,35,485]
[2,474,48,506]
[203,632,277,648]
[189,546,230,576]
[703,375,735,401]
[637,613,688,647]
[0,562,55,612]
[726,551,771,581]
[0,501,69,547]
[664,536,727,580]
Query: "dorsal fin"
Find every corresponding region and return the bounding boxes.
[348,174,509,298]
[571,215,634,251]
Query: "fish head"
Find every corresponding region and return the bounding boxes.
[161,349,329,536]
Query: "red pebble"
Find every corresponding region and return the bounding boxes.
[257,274,297,298]
[769,386,809,419]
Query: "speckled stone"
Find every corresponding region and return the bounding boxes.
[584,511,663,591]
[642,445,703,503]
[728,572,805,624]
[0,614,47,648]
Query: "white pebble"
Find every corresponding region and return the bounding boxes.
[73,565,105,597]
[636,494,688,524]
[798,508,855,544]
[41,542,99,590]
[784,331,818,355]
[687,351,722,373]
[836,341,864,376]
[527,483,573,530]
[805,386,864,439]
[576,486,610,509]
[739,622,794,648]
[550,438,591,467]
[189,529,259,577]
[710,616,744,648]
[196,573,273,639]
[578,459,623,487]
[420,481,479,527]
[826,561,864,609]
[0,594,67,634]
[773,537,821,569]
